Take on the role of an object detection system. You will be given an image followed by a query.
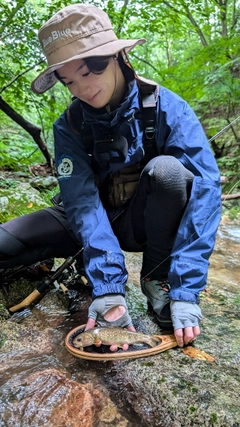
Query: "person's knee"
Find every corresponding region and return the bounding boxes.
[143,155,194,192]
[0,226,26,256]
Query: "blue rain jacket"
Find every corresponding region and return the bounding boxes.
[54,77,221,303]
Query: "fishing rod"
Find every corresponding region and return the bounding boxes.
[9,247,85,313]
[208,115,240,143]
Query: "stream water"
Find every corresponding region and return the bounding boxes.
[0,220,239,426]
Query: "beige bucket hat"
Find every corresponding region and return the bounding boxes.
[31,3,145,94]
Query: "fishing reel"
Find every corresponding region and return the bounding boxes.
[54,260,89,295]
[7,248,88,313]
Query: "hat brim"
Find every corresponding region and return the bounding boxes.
[31,38,145,94]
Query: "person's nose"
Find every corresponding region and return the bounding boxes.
[74,79,91,99]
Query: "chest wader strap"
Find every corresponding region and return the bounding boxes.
[136,77,160,163]
[66,98,94,154]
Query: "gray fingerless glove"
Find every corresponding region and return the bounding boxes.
[88,294,133,328]
[170,301,202,331]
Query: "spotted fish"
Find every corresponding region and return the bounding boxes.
[72,327,160,350]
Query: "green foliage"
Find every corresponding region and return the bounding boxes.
[0,0,240,192]
[0,120,46,170]
[226,207,240,221]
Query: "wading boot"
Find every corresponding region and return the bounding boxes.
[141,277,173,330]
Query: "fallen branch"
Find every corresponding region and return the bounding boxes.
[221,192,240,200]
[0,96,52,167]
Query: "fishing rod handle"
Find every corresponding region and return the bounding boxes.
[9,289,41,313]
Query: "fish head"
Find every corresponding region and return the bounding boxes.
[72,331,95,349]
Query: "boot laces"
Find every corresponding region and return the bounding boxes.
[145,277,170,293]
[157,280,170,293]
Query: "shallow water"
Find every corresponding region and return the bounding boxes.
[0,221,239,426]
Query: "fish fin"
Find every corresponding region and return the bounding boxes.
[149,337,161,347]
[94,338,102,345]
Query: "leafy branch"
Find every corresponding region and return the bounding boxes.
[0,60,44,94]
[0,96,52,167]
[0,0,27,35]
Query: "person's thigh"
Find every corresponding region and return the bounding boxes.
[2,208,76,247]
[0,208,80,267]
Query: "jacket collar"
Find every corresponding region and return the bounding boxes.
[79,70,140,128]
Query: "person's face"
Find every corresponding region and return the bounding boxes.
[57,57,118,108]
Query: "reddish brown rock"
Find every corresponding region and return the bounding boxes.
[0,369,107,427]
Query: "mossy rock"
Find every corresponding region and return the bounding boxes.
[0,182,48,222]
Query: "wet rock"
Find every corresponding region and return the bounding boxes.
[0,320,53,356]
[0,368,100,427]
[0,368,130,427]
[109,340,240,426]
[11,171,30,178]
[0,181,48,221]
[1,278,40,310]
[0,303,10,321]
[30,175,58,190]
[0,195,9,210]
[0,329,7,350]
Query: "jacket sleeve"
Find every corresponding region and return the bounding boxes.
[53,111,128,299]
[156,87,222,303]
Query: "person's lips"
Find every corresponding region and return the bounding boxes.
[86,91,100,102]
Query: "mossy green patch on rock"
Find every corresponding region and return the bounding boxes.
[5,279,38,309]
[0,182,48,222]
[0,330,7,348]
[0,304,10,322]
[210,412,218,424]
[125,282,148,318]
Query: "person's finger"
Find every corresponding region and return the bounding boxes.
[121,343,129,351]
[126,325,136,332]
[110,343,129,352]
[194,325,201,336]
[184,326,201,345]
[191,325,201,340]
[85,317,96,330]
[174,328,184,347]
[183,326,194,345]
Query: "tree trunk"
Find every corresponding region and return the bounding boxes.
[182,3,208,46]
[163,0,208,46]
[116,0,130,37]
[217,0,228,37]
[0,96,52,166]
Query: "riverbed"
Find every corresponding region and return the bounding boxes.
[0,218,239,426]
